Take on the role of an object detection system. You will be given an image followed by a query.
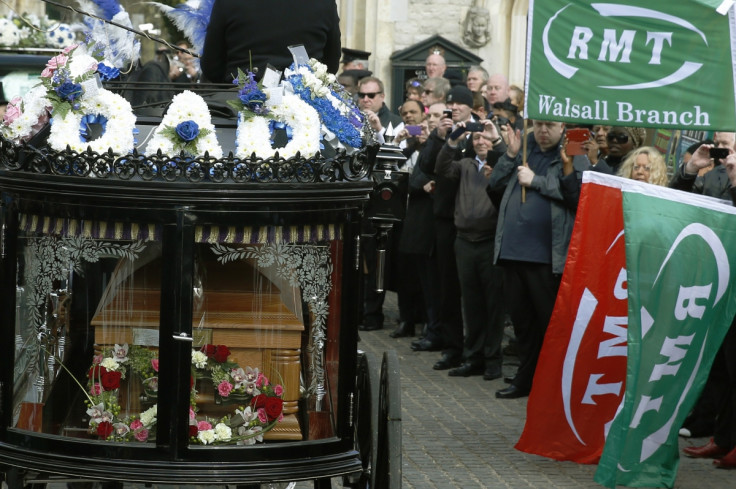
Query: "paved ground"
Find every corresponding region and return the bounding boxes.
[36,291,734,489]
[356,292,734,489]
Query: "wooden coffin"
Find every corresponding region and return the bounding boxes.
[90,251,304,440]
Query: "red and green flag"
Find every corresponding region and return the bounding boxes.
[593,173,736,488]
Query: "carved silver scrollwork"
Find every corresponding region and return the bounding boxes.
[16,235,147,402]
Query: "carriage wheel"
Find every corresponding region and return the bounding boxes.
[344,350,380,488]
[373,350,402,489]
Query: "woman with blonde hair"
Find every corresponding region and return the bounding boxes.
[617,146,669,186]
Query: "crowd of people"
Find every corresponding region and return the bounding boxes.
[345,49,736,470]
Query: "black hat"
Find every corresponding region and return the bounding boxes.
[341,48,371,64]
[339,69,373,81]
[444,69,464,88]
[446,85,474,108]
[492,98,518,114]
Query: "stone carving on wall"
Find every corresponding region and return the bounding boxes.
[462,2,491,48]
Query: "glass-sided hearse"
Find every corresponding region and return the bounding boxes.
[0,66,404,488]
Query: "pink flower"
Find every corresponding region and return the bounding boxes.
[257,408,268,423]
[151,358,159,372]
[62,43,78,54]
[189,408,196,420]
[93,354,104,365]
[3,97,22,125]
[134,428,149,442]
[217,380,234,397]
[274,385,283,396]
[197,420,212,431]
[129,419,143,431]
[256,372,269,388]
[41,54,68,78]
[89,383,102,395]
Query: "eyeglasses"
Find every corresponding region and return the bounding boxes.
[633,164,651,172]
[358,91,382,99]
[607,132,629,144]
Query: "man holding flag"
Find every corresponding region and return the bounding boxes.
[488,120,577,399]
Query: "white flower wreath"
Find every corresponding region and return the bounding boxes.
[236,92,321,160]
[145,90,222,158]
[47,88,136,155]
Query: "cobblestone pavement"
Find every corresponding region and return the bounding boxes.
[355,292,734,489]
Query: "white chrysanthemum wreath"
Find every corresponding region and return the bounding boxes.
[236,92,321,160]
[145,90,222,158]
[47,88,136,154]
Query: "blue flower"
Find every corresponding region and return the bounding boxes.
[239,90,267,113]
[97,63,120,81]
[175,120,199,142]
[55,81,83,102]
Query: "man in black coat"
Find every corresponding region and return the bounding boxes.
[201,0,341,82]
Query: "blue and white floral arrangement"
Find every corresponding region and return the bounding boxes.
[285,58,364,151]
[0,13,77,49]
[230,69,321,160]
[40,44,137,155]
[145,90,222,158]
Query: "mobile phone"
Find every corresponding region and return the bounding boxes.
[495,116,510,128]
[710,147,730,162]
[405,125,422,136]
[443,109,453,119]
[566,128,591,156]
[465,122,484,132]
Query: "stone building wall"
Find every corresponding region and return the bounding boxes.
[338,0,529,106]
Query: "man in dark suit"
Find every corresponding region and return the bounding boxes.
[201,0,341,82]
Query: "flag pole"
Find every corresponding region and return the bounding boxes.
[522,118,528,203]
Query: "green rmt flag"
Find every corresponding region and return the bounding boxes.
[594,178,736,488]
[526,1,736,129]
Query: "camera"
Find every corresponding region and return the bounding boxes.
[405,125,422,136]
[710,147,730,162]
[465,122,484,132]
[442,109,453,119]
[495,116,510,128]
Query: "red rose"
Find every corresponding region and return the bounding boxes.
[88,365,107,380]
[189,424,198,437]
[101,370,122,390]
[251,394,267,410]
[97,421,113,438]
[264,397,283,421]
[213,345,230,363]
[202,344,216,358]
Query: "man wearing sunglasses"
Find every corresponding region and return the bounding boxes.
[356,76,403,334]
[357,76,403,137]
[421,77,450,108]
